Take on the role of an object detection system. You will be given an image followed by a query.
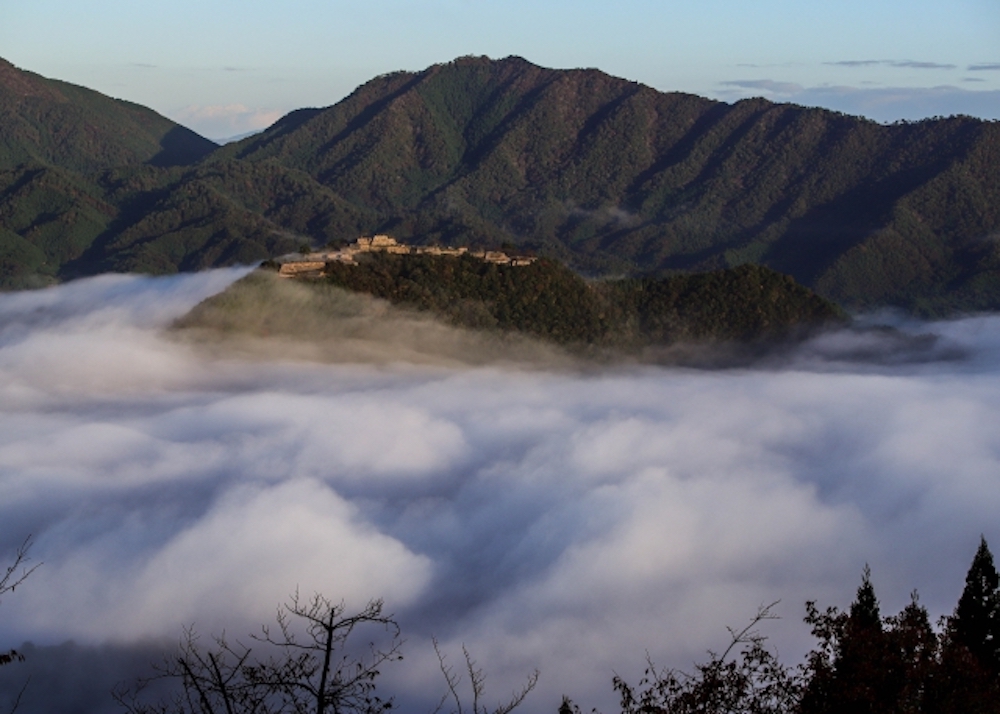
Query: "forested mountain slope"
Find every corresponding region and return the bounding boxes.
[216,56,1000,314]
[2,55,999,314]
[0,58,215,172]
[0,59,300,286]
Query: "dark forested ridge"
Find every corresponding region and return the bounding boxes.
[0,59,216,173]
[178,252,843,356]
[316,253,845,347]
[2,55,1000,314]
[0,58,306,286]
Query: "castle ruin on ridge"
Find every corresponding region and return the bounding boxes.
[274,235,536,277]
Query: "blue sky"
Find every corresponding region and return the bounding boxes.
[3,0,999,140]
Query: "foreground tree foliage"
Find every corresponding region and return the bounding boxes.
[432,639,539,714]
[111,539,1000,714]
[117,594,541,714]
[560,603,801,714]
[568,540,1000,714]
[0,539,36,671]
[0,538,37,714]
[949,537,1000,675]
[116,594,402,714]
[797,569,940,714]
[795,545,1000,714]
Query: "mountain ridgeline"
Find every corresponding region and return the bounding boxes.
[2,55,999,314]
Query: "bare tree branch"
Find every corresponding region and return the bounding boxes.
[0,538,39,604]
[611,603,800,714]
[431,639,538,714]
[118,594,401,714]
[0,538,37,714]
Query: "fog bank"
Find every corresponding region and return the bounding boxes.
[0,271,998,713]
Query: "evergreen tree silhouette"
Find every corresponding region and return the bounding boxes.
[849,564,882,630]
[800,566,891,714]
[951,536,1000,673]
[837,565,891,713]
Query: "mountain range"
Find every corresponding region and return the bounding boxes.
[1,55,999,314]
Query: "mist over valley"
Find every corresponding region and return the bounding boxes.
[2,33,1000,712]
[0,270,998,712]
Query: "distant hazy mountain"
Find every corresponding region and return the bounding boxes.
[2,55,999,314]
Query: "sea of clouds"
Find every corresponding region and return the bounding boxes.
[0,269,999,713]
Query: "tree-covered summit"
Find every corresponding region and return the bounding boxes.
[257,251,845,350]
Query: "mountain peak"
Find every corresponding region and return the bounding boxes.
[445,54,535,69]
[0,58,66,101]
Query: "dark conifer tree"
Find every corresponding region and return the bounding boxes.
[885,592,938,714]
[849,565,882,630]
[950,536,1000,673]
[799,566,890,714]
[836,565,892,714]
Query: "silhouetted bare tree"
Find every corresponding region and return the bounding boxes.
[0,538,38,714]
[431,638,538,714]
[117,594,402,714]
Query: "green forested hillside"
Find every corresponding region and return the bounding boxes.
[293,252,844,347]
[0,58,215,173]
[2,55,1000,314]
[215,56,1000,314]
[75,161,373,276]
[0,58,211,285]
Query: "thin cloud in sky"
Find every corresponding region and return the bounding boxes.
[721,79,804,95]
[969,63,1000,71]
[792,85,1000,121]
[715,80,1000,122]
[828,60,885,67]
[892,60,957,70]
[825,60,957,70]
[736,62,800,68]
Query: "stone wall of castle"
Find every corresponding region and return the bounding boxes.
[274,235,536,278]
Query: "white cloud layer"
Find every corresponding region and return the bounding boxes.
[0,271,999,712]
